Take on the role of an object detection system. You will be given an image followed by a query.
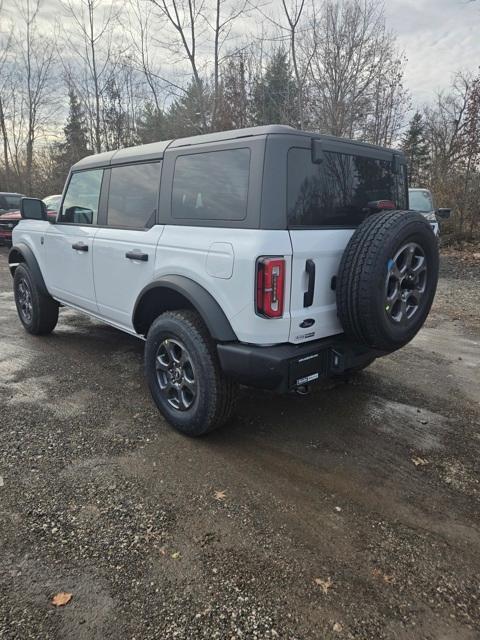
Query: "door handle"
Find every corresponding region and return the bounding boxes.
[72,242,88,252]
[303,259,316,307]
[125,250,148,262]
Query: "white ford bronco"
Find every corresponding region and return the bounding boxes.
[9,125,439,436]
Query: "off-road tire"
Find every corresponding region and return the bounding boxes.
[336,210,439,352]
[145,310,237,436]
[13,263,59,335]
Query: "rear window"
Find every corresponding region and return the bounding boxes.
[0,195,21,211]
[172,148,250,221]
[409,189,433,213]
[287,148,407,228]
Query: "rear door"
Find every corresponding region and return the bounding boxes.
[92,161,164,329]
[287,143,407,344]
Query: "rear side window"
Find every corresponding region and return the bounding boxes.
[172,148,250,221]
[287,148,407,228]
[107,162,161,228]
[60,169,103,225]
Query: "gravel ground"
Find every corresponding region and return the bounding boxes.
[0,247,479,640]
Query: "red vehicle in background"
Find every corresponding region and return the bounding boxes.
[0,193,59,245]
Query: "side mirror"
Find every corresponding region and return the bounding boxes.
[436,208,451,220]
[20,197,47,220]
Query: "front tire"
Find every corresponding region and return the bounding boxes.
[145,310,237,436]
[13,264,59,335]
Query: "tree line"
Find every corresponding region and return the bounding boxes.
[0,0,478,240]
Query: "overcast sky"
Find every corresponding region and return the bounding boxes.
[5,0,479,112]
[384,0,480,106]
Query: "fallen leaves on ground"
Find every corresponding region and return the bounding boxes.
[214,490,227,501]
[412,456,429,466]
[314,577,333,594]
[171,551,181,559]
[372,568,395,584]
[51,592,72,607]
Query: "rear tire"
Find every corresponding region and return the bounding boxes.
[145,310,237,436]
[13,264,59,335]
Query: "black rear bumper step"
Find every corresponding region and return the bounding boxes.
[217,335,382,393]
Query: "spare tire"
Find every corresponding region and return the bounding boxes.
[336,210,439,352]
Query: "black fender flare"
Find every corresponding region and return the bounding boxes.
[133,275,238,342]
[9,242,50,298]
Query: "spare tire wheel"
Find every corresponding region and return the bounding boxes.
[336,210,439,352]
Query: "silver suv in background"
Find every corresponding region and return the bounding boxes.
[408,188,451,236]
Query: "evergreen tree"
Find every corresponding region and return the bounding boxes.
[252,50,299,126]
[167,80,213,137]
[62,89,90,163]
[137,102,168,144]
[52,89,91,190]
[102,77,133,150]
[402,111,430,186]
[215,54,251,131]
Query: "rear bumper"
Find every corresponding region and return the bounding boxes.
[217,335,382,393]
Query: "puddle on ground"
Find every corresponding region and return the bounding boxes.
[413,324,480,406]
[364,395,449,451]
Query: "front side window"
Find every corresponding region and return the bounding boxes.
[288,149,407,228]
[107,162,161,228]
[60,169,103,225]
[172,148,250,221]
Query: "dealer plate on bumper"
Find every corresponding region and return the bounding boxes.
[288,350,329,388]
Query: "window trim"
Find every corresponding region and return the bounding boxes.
[171,147,251,222]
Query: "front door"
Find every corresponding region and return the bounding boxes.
[44,168,104,313]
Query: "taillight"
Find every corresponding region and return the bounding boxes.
[256,257,285,318]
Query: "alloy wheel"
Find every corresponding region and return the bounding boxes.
[155,338,197,411]
[17,278,33,323]
[385,242,427,324]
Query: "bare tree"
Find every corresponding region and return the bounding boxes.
[14,0,54,191]
[59,0,119,153]
[148,0,248,131]
[279,0,309,128]
[307,0,408,142]
[0,0,13,186]
[123,0,165,113]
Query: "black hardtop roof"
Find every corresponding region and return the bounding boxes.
[71,125,404,171]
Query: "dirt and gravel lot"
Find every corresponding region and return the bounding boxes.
[0,245,479,640]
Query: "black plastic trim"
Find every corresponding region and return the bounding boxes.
[133,275,238,342]
[217,335,380,393]
[303,259,315,307]
[8,243,49,297]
